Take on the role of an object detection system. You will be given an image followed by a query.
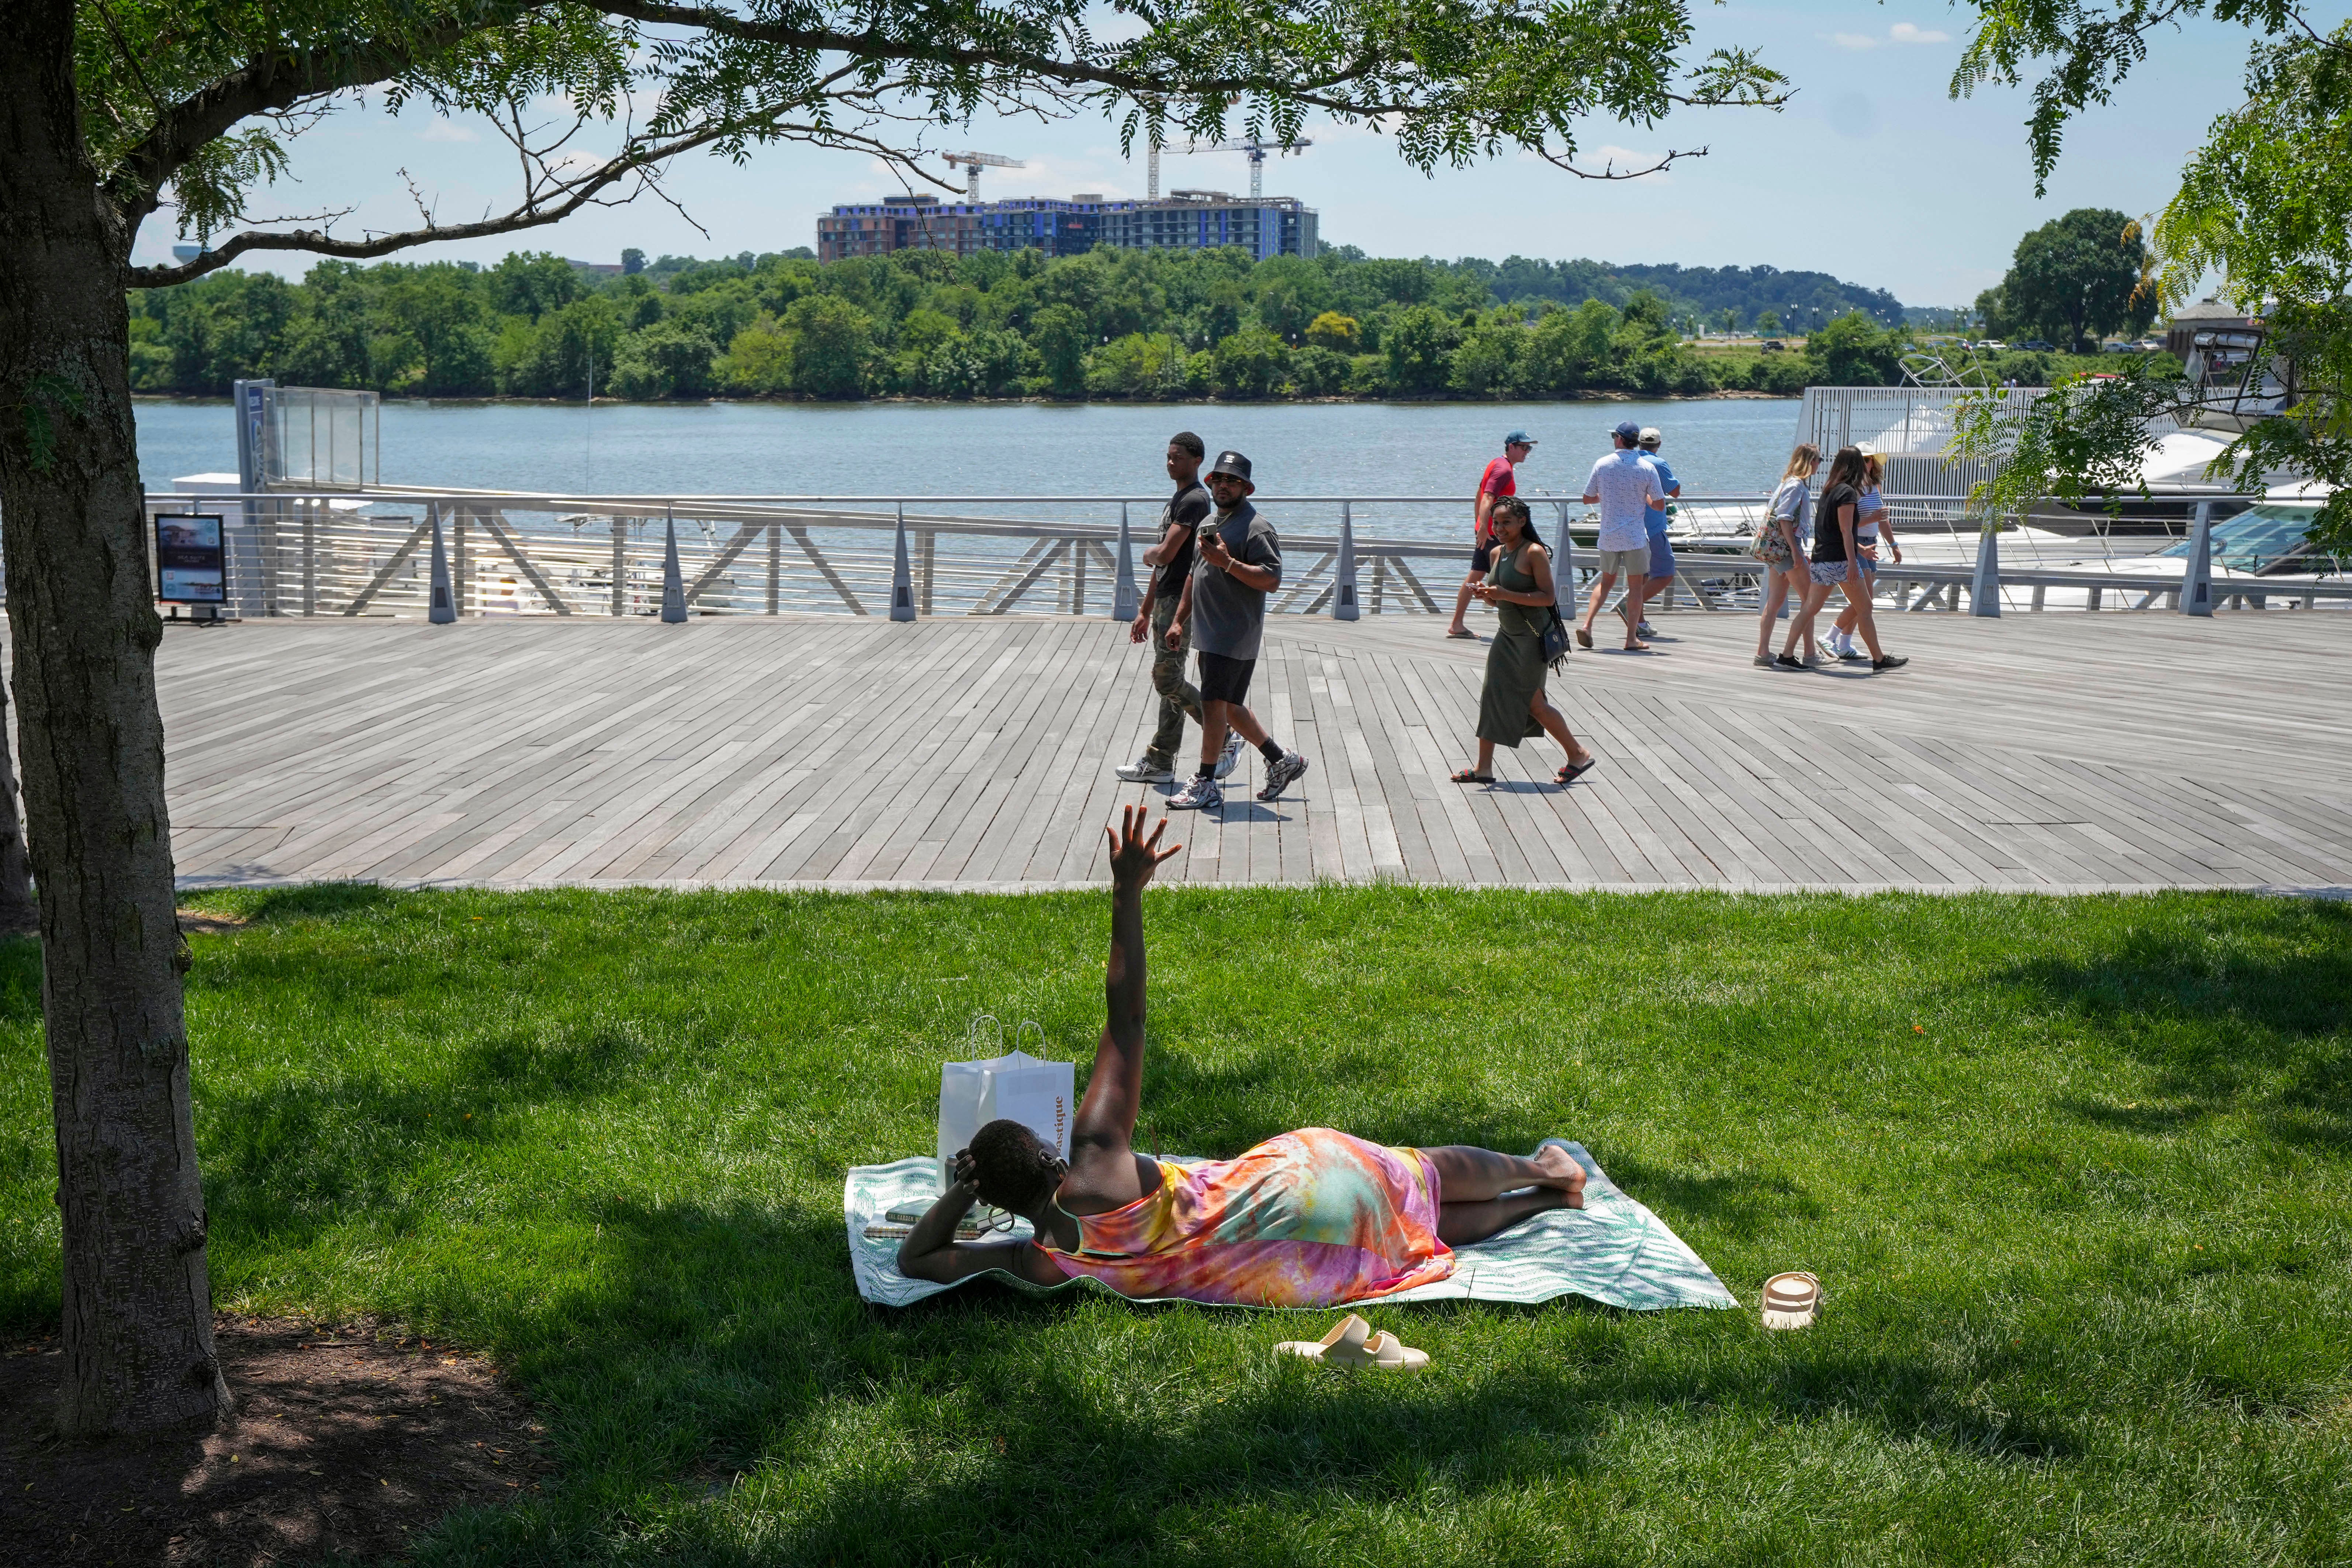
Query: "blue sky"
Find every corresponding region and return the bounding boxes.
[136,1,2277,308]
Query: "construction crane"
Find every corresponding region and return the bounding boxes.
[942,150,1023,201]
[1186,138,1313,199]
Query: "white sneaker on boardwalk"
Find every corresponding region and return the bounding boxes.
[1168,775,1225,811]
[1257,751,1309,801]
[1114,755,1174,783]
[1214,730,1245,779]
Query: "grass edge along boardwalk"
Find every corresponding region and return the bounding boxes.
[6,881,2348,1565]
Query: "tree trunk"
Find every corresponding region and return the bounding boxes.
[0,0,228,1434]
[0,668,38,933]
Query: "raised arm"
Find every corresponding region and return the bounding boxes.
[1067,809,1181,1176]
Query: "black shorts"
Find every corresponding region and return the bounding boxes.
[1197,650,1256,706]
[1470,539,1496,572]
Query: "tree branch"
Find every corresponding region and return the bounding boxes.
[111,3,551,217]
[584,0,1391,110]
[1537,145,1704,179]
[127,118,732,287]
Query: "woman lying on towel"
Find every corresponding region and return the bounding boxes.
[897,807,1586,1306]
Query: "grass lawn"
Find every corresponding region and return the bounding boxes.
[3,885,2348,1565]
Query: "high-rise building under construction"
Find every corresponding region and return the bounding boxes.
[817,190,1317,264]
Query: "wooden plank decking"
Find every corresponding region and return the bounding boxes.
[155,609,2352,893]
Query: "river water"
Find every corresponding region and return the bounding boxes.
[135,397,1803,540]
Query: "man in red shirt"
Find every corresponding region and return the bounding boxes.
[1447,430,1534,638]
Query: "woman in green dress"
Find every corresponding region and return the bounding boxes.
[1452,497,1598,786]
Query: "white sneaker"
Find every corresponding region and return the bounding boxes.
[1214,729,1245,780]
[1257,750,1310,801]
[1114,755,1174,783]
[1168,775,1225,811]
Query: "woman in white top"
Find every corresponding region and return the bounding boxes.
[1830,450,1900,660]
[1753,444,1820,668]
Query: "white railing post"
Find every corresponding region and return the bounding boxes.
[2180,500,2215,617]
[1111,501,1139,621]
[611,515,627,616]
[889,502,917,621]
[660,507,688,622]
[1971,516,2002,617]
[426,503,456,624]
[767,522,781,615]
[1332,501,1360,620]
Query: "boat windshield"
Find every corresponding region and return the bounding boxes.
[2158,503,2328,573]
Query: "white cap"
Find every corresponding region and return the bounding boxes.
[1637,426,1663,446]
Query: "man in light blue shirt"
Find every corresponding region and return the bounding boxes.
[1625,426,1680,641]
[1578,420,1664,651]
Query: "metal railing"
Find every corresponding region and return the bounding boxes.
[136,485,2350,621]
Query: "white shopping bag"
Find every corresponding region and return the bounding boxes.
[937,1017,1075,1194]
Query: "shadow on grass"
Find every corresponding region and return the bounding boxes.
[1590,1151,1822,1239]
[241,882,407,923]
[0,932,40,1028]
[199,1016,660,1250]
[1989,899,2352,1150]
[472,1193,2082,1566]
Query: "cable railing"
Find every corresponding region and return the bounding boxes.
[134,485,2351,622]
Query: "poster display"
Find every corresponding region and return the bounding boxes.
[154,513,227,603]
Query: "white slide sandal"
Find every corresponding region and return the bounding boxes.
[1760,1271,1822,1330]
[1275,1313,1373,1363]
[1274,1315,1430,1369]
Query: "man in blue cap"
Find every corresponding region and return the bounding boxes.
[1446,430,1535,640]
[1578,420,1664,651]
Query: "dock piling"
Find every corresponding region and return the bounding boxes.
[426,503,456,624]
[889,503,917,621]
[660,509,687,622]
[1112,503,1139,621]
[2180,501,2215,617]
[1971,522,2002,617]
[1333,501,1360,620]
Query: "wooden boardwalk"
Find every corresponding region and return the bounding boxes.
[155,609,2352,893]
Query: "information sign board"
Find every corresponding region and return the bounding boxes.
[154,513,227,603]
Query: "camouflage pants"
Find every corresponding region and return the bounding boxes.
[1143,593,1204,768]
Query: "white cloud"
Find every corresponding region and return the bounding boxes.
[418,118,479,143]
[1829,23,1952,48]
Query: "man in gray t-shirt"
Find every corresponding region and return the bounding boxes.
[1165,450,1310,811]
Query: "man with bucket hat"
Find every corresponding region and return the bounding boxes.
[1446,429,1535,640]
[1165,449,1310,811]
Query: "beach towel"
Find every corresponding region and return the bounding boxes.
[844,1140,1739,1312]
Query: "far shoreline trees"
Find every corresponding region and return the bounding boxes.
[129,245,2108,404]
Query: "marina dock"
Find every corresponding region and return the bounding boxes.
[158,610,2351,893]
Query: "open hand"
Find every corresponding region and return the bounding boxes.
[1105,803,1181,889]
[950,1148,981,1194]
[1130,609,1150,645]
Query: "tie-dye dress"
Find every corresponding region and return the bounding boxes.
[1035,1127,1454,1306]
